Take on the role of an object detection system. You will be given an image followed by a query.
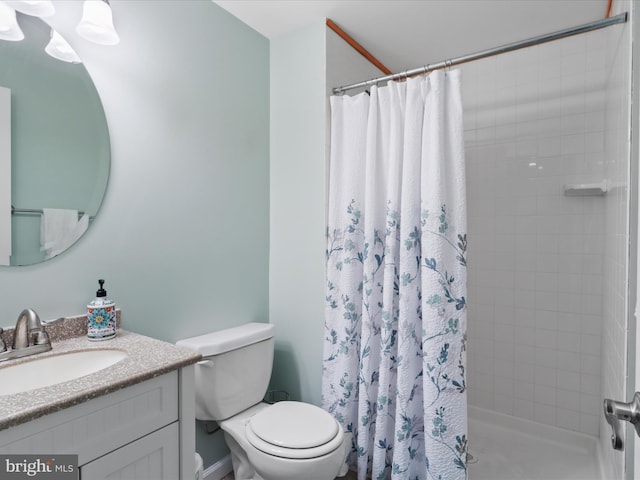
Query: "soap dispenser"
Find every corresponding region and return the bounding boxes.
[87,279,116,341]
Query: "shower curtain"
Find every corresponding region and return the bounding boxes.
[322,70,468,480]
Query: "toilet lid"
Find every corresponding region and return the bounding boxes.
[248,401,339,449]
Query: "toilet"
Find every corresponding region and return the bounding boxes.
[177,322,351,480]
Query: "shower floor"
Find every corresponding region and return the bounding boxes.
[221,408,600,480]
[468,406,601,480]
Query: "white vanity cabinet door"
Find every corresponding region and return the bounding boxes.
[0,366,196,480]
[0,372,178,464]
[79,422,179,480]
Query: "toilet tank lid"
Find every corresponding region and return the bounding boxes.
[176,322,275,357]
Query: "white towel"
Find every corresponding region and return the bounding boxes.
[41,209,89,260]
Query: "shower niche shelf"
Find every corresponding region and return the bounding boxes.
[563,182,607,196]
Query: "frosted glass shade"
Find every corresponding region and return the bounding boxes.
[45,29,81,64]
[0,1,24,41]
[5,1,55,17]
[76,0,119,46]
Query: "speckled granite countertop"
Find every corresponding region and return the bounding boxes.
[0,315,201,431]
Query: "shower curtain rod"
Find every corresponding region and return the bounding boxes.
[333,12,628,94]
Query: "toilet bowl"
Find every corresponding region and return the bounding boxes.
[177,323,350,480]
[221,402,349,480]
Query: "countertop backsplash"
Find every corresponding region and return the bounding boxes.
[0,310,122,347]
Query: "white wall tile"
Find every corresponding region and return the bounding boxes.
[557,350,580,368]
[464,17,631,442]
[580,414,599,437]
[534,403,557,425]
[557,408,581,431]
[514,399,535,420]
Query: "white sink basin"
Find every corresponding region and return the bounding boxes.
[0,349,127,396]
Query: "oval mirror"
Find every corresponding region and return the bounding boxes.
[0,13,110,266]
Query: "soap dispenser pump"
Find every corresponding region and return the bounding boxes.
[87,279,116,341]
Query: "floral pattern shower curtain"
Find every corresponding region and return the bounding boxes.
[323,71,468,480]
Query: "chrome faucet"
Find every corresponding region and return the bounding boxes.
[12,308,49,349]
[0,309,52,362]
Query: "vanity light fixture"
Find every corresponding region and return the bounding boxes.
[45,28,81,64]
[4,0,55,18]
[0,1,24,41]
[76,0,119,46]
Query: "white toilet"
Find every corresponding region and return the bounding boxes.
[177,322,351,480]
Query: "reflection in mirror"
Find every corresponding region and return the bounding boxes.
[0,13,110,266]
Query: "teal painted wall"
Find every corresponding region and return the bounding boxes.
[0,0,269,469]
[269,22,327,406]
[268,21,386,410]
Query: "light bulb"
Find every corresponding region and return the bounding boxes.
[5,1,55,18]
[0,1,24,41]
[45,28,81,64]
[76,0,119,46]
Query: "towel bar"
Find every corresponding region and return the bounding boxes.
[11,205,89,217]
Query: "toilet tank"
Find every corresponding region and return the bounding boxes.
[177,322,275,421]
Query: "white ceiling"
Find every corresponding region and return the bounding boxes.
[214,0,609,74]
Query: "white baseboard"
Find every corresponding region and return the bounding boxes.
[203,454,233,480]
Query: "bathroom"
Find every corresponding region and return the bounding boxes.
[0,0,637,479]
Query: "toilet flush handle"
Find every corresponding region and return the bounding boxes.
[196,359,214,368]
[603,392,640,451]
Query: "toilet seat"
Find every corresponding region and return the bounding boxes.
[246,401,344,459]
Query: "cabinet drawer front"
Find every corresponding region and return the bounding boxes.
[1,372,178,465]
[80,422,179,480]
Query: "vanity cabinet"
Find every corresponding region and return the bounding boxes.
[0,366,195,480]
[79,423,179,479]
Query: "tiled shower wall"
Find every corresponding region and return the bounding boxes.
[600,3,631,478]
[463,23,622,437]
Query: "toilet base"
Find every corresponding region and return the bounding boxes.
[224,431,264,480]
